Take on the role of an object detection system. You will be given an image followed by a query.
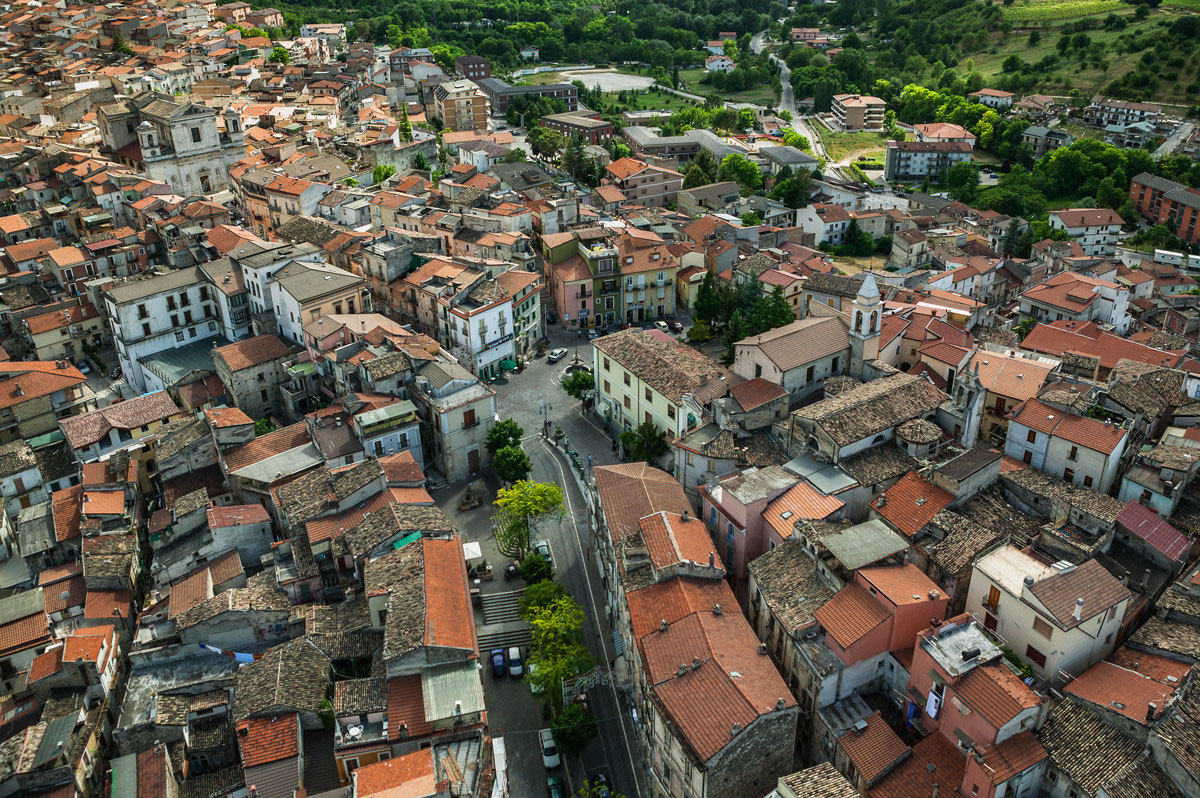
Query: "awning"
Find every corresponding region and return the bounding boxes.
[463,541,483,562]
[499,359,518,370]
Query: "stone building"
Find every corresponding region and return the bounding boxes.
[212,334,293,422]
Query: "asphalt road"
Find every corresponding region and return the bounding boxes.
[441,321,647,798]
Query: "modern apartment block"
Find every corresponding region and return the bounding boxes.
[431,79,489,132]
[832,94,885,131]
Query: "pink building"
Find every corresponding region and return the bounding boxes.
[699,465,797,592]
[546,255,591,329]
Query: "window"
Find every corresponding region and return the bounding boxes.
[667,405,675,420]
[755,364,762,378]
[463,409,476,428]
[603,357,610,371]
[191,127,202,143]
[604,380,610,393]
[261,389,269,403]
[1083,475,1093,488]
[984,584,1000,612]
[623,372,631,386]
[1025,645,1046,668]
[1068,445,1078,460]
[806,365,815,383]
[174,330,184,342]
[645,388,652,402]
[831,356,839,372]
[1033,617,1053,639]
[1026,429,1036,443]
[624,396,631,409]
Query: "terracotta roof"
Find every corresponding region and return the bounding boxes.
[638,511,721,574]
[235,713,298,768]
[0,611,50,659]
[1066,658,1179,724]
[1050,208,1123,228]
[378,450,425,484]
[1115,501,1188,562]
[975,730,1047,785]
[594,463,691,545]
[966,351,1053,403]
[85,589,131,619]
[421,537,476,651]
[213,334,290,371]
[1027,558,1131,630]
[1009,398,1127,455]
[169,568,212,619]
[873,472,953,537]
[870,731,965,798]
[793,373,948,448]
[354,748,436,797]
[1036,699,1142,794]
[837,711,909,785]
[954,662,1040,728]
[736,317,850,373]
[1021,322,1184,371]
[222,422,310,472]
[729,377,787,411]
[207,504,270,528]
[59,390,180,449]
[0,364,87,411]
[386,673,432,740]
[813,582,891,650]
[857,564,942,606]
[762,483,844,539]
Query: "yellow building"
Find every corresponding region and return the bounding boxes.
[23,302,106,362]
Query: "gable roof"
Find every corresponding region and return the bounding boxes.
[872,472,953,537]
[736,316,850,373]
[594,463,691,545]
[1027,559,1131,630]
[813,581,890,650]
[59,390,180,449]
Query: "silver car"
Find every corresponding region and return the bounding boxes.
[547,348,568,362]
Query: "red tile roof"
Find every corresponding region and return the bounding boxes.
[0,611,51,658]
[387,674,432,740]
[354,748,436,797]
[870,727,965,798]
[763,483,844,539]
[1009,399,1127,455]
[974,730,1047,785]
[236,712,299,768]
[85,589,132,620]
[222,422,311,472]
[1021,323,1184,371]
[207,504,270,528]
[729,378,787,412]
[44,575,86,614]
[205,406,253,428]
[421,537,476,652]
[81,489,124,516]
[638,511,721,573]
[857,564,942,606]
[1065,659,1178,725]
[1115,500,1189,562]
[953,663,1040,729]
[28,646,64,684]
[873,472,953,537]
[837,711,909,785]
[213,334,290,371]
[813,582,891,650]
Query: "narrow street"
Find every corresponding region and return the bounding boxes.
[437,321,647,798]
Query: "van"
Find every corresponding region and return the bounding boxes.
[507,646,523,678]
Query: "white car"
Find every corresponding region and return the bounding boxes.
[653,321,669,333]
[547,348,568,363]
[539,728,561,769]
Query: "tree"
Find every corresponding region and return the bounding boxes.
[111,33,134,56]
[947,162,980,203]
[618,420,670,462]
[398,104,412,142]
[561,135,589,180]
[552,703,599,757]
[253,418,276,436]
[682,163,712,189]
[493,481,566,559]
[486,418,524,455]
[718,153,762,189]
[493,445,532,484]
[526,594,591,709]
[1013,318,1036,340]
[741,210,763,226]
[691,150,717,181]
[560,370,595,399]
[372,164,396,185]
[693,269,720,325]
[412,152,430,171]
[719,310,747,366]
[269,46,290,64]
[1028,29,1041,46]
[528,126,565,157]
[686,317,715,342]
[502,148,528,163]
[518,551,553,584]
[749,286,794,334]
[518,580,566,618]
[343,177,359,188]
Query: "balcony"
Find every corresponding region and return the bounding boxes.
[575,289,592,299]
[335,719,387,749]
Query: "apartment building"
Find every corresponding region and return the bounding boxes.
[430,79,488,133]
[475,78,577,116]
[883,140,972,182]
[0,362,88,444]
[541,112,614,145]
[1047,208,1124,257]
[1083,95,1162,128]
[270,260,369,344]
[967,88,1015,109]
[22,302,105,362]
[1004,399,1130,492]
[1129,172,1200,245]
[832,94,885,131]
[1018,271,1131,334]
[453,55,490,80]
[604,158,683,207]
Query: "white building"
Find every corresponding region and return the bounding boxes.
[233,242,325,317]
[299,23,346,52]
[1018,271,1131,334]
[1047,208,1124,257]
[439,281,515,382]
[409,360,497,481]
[1004,399,1129,493]
[352,400,423,465]
[965,546,1130,686]
[705,55,735,72]
[883,140,973,182]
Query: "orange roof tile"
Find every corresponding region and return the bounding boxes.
[813,582,891,650]
[222,422,310,472]
[0,612,51,659]
[953,663,1040,729]
[837,711,909,785]
[236,713,299,768]
[85,589,132,620]
[387,674,432,740]
[81,490,124,516]
[422,537,476,652]
[873,472,953,537]
[1065,659,1179,725]
[857,564,942,606]
[871,732,964,798]
[28,646,64,683]
[763,483,844,539]
[354,748,436,797]
[638,511,721,573]
[974,730,1047,785]
[1009,399,1127,455]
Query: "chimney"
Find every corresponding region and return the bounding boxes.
[713,603,723,615]
[692,656,701,670]
[708,551,715,568]
[730,723,741,736]
[682,509,690,522]
[1072,597,1084,622]
[678,663,688,676]
[659,619,668,631]
[1147,702,1158,722]
[1024,575,1035,587]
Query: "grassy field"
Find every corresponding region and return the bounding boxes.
[595,88,699,115]
[818,129,890,163]
[967,5,1199,106]
[1058,122,1106,141]
[677,67,778,106]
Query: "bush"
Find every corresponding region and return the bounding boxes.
[519,551,553,584]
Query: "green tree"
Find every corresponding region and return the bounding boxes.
[693,269,720,325]
[682,163,712,190]
[1013,317,1036,340]
[526,594,592,708]
[372,164,396,185]
[528,126,565,157]
[493,445,532,484]
[686,317,715,342]
[618,420,670,462]
[718,153,762,189]
[343,177,359,188]
[486,418,525,455]
[492,481,566,559]
[502,148,528,163]
[412,152,430,171]
[561,135,589,180]
[691,150,717,181]
[560,370,595,399]
[782,129,811,151]
[749,286,794,334]
[398,104,412,142]
[518,580,566,618]
[719,309,747,366]
[111,33,133,56]
[253,418,276,436]
[552,702,599,756]
[518,551,553,584]
[947,162,980,203]
[741,210,763,226]
[269,46,290,64]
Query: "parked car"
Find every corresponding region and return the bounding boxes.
[534,539,552,566]
[490,648,506,677]
[586,329,598,340]
[590,772,612,798]
[653,320,670,333]
[669,320,683,333]
[547,776,566,798]
[507,646,524,678]
[110,366,122,380]
[76,361,91,375]
[547,348,568,363]
[539,728,561,769]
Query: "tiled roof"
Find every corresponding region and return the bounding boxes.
[974,730,1046,785]
[746,538,833,634]
[857,564,941,606]
[207,504,270,529]
[232,638,331,721]
[0,364,87,411]
[59,390,180,449]
[1028,558,1131,630]
[638,511,721,574]
[354,748,436,797]
[1009,399,1127,455]
[1037,699,1142,794]
[762,482,844,539]
[333,676,388,715]
[836,711,909,785]
[869,730,965,798]
[873,472,953,537]
[1021,322,1183,371]
[213,334,290,371]
[954,663,1040,728]
[1115,500,1188,562]
[1066,658,1179,724]
[387,673,432,740]
[594,463,690,545]
[777,762,858,798]
[793,373,947,448]
[222,422,310,472]
[729,377,787,411]
[235,713,298,768]
[813,581,890,650]
[595,329,728,404]
[736,317,850,373]
[966,351,1053,403]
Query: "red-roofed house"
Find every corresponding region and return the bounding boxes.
[1048,208,1123,256]
[1019,272,1131,334]
[1005,398,1129,492]
[871,471,953,538]
[1019,321,1183,378]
